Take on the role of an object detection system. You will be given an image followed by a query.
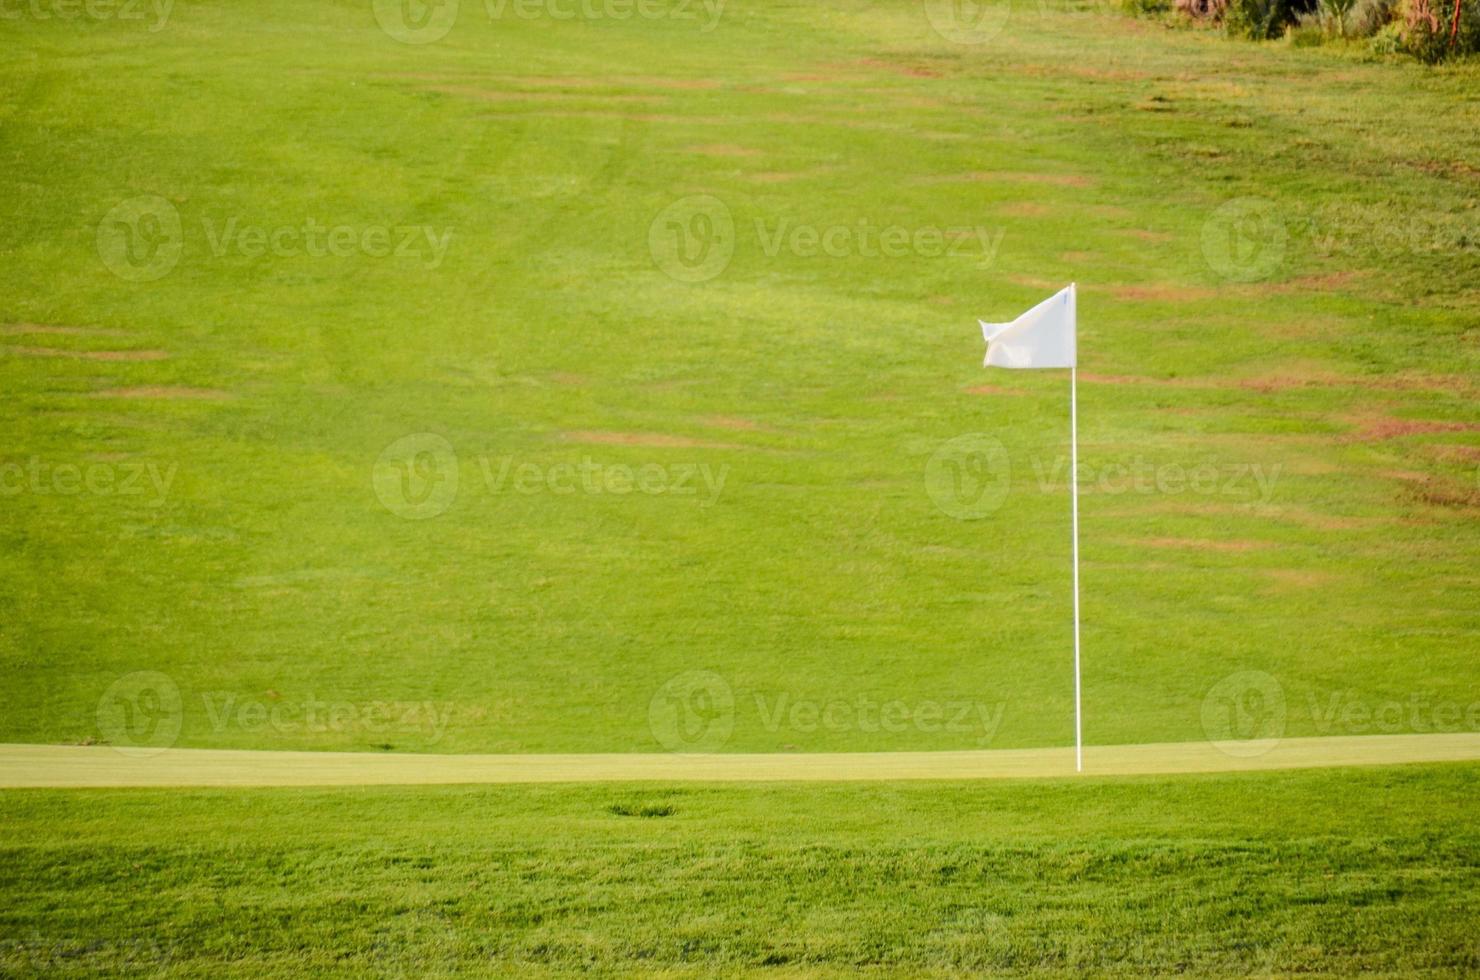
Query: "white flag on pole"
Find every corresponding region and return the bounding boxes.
[976,282,1083,771]
[979,283,1076,369]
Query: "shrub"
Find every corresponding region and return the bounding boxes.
[1173,0,1228,18]
[1351,0,1398,35]
[1227,0,1319,37]
[1399,0,1480,60]
[1321,0,1360,31]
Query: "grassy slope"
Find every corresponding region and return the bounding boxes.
[1,764,1476,975]
[1,0,1477,756]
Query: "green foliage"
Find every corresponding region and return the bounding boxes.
[1352,0,1399,35]
[1322,0,1361,31]
[1400,0,1480,59]
[2,767,1477,974]
[1227,0,1320,37]
[1124,0,1173,16]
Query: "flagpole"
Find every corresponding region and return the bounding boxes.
[1070,364,1082,773]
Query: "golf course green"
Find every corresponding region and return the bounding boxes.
[1,0,1476,972]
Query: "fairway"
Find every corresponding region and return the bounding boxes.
[4,732,1479,786]
[2,0,1477,973]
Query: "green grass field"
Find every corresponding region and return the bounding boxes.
[1,0,1477,755]
[2,0,1477,972]
[3,766,1477,975]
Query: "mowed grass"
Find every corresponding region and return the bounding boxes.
[1,0,1477,757]
[1,765,1476,975]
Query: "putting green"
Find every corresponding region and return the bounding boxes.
[3,733,1476,787]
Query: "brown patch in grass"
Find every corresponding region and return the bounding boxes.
[1345,416,1480,442]
[4,346,167,362]
[1079,372,1214,388]
[549,372,586,386]
[1132,536,1268,552]
[562,431,742,450]
[1006,274,1060,291]
[427,85,665,105]
[1386,470,1480,510]
[398,73,718,91]
[1421,443,1480,464]
[1121,229,1173,242]
[686,143,763,157]
[1263,271,1364,295]
[93,387,229,400]
[0,324,130,337]
[1105,283,1218,302]
[701,416,764,431]
[855,58,941,79]
[1262,568,1337,589]
[915,172,1095,188]
[1060,250,1097,263]
[1000,202,1052,218]
[964,384,1025,396]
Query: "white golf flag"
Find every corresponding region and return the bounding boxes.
[980,283,1076,369]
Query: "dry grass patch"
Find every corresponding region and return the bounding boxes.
[3,346,167,362]
[686,144,763,157]
[92,387,230,400]
[562,431,743,450]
